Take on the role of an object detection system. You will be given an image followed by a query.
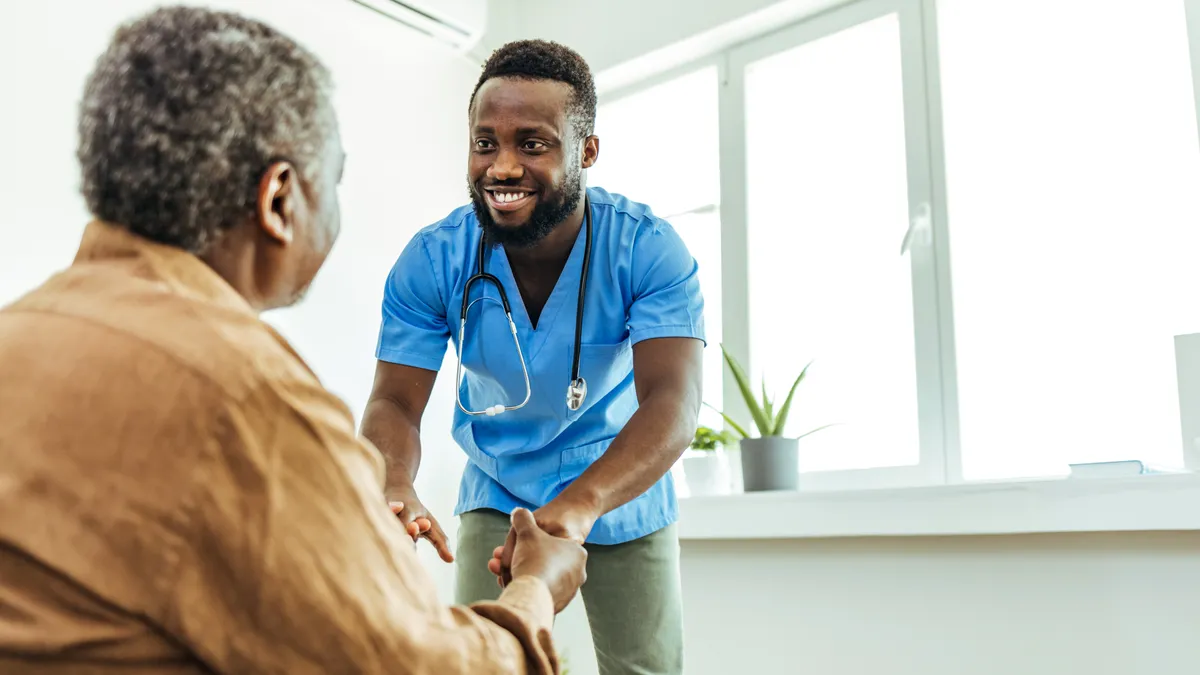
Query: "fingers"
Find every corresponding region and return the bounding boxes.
[392,498,454,562]
[489,541,509,589]
[391,502,422,542]
[510,507,538,535]
[423,517,455,563]
[499,526,516,587]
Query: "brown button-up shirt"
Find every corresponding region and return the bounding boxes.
[0,221,559,673]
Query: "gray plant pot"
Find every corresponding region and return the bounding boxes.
[739,436,800,491]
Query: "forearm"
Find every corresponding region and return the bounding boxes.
[555,393,696,516]
[361,397,423,491]
[475,576,556,650]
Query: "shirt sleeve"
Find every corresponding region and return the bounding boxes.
[375,233,451,371]
[627,218,707,346]
[166,375,562,674]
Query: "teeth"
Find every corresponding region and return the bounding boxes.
[493,192,526,204]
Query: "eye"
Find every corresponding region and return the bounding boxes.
[474,139,495,151]
[522,140,547,152]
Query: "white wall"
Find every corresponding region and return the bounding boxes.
[680,532,1200,674]
[0,0,476,600]
[556,526,1200,675]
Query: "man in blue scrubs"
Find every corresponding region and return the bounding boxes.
[361,39,703,673]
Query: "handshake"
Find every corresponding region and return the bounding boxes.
[391,492,590,613]
[485,507,589,612]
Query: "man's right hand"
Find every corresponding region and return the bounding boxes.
[492,508,587,613]
[387,485,454,563]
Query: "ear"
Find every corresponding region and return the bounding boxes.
[256,161,297,245]
[581,135,600,169]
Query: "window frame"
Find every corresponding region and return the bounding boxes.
[595,0,1200,492]
[1189,0,1200,153]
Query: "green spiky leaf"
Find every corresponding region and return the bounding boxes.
[761,380,774,434]
[703,402,751,439]
[720,344,771,435]
[771,360,812,436]
[795,423,838,440]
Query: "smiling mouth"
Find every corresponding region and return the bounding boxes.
[485,188,535,213]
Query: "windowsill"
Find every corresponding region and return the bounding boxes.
[677,472,1200,540]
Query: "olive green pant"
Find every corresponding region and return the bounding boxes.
[455,509,684,675]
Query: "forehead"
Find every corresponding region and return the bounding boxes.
[471,77,573,133]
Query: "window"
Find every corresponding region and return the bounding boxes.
[589,66,725,429]
[599,0,1200,490]
[743,13,921,473]
[938,0,1200,479]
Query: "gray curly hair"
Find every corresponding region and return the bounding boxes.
[77,6,336,254]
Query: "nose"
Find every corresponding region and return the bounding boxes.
[487,147,524,182]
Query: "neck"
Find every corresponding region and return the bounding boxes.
[505,192,587,267]
[199,226,274,312]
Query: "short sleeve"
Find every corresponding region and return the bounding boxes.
[375,234,451,371]
[627,219,707,346]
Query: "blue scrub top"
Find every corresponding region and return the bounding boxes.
[375,187,706,545]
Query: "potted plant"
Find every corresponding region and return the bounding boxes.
[708,344,831,491]
[683,425,734,496]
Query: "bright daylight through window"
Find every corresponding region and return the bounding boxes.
[594,0,1200,489]
[938,0,1200,480]
[745,13,920,473]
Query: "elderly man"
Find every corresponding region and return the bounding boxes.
[0,6,585,674]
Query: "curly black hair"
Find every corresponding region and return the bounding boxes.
[470,39,597,140]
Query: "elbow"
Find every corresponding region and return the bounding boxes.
[676,395,700,450]
[361,395,420,445]
[367,394,418,425]
[673,409,698,454]
[645,390,698,455]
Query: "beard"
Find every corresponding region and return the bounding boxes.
[470,168,583,248]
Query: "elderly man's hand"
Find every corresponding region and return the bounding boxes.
[489,497,598,589]
[490,508,588,613]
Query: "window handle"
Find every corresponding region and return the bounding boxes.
[901,201,933,255]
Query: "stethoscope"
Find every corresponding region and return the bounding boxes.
[455,197,592,417]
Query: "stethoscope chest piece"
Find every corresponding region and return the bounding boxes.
[566,377,588,411]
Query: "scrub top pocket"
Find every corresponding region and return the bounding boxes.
[563,339,634,421]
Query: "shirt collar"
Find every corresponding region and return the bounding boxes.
[73,220,256,316]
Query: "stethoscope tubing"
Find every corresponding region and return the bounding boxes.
[455,196,593,416]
